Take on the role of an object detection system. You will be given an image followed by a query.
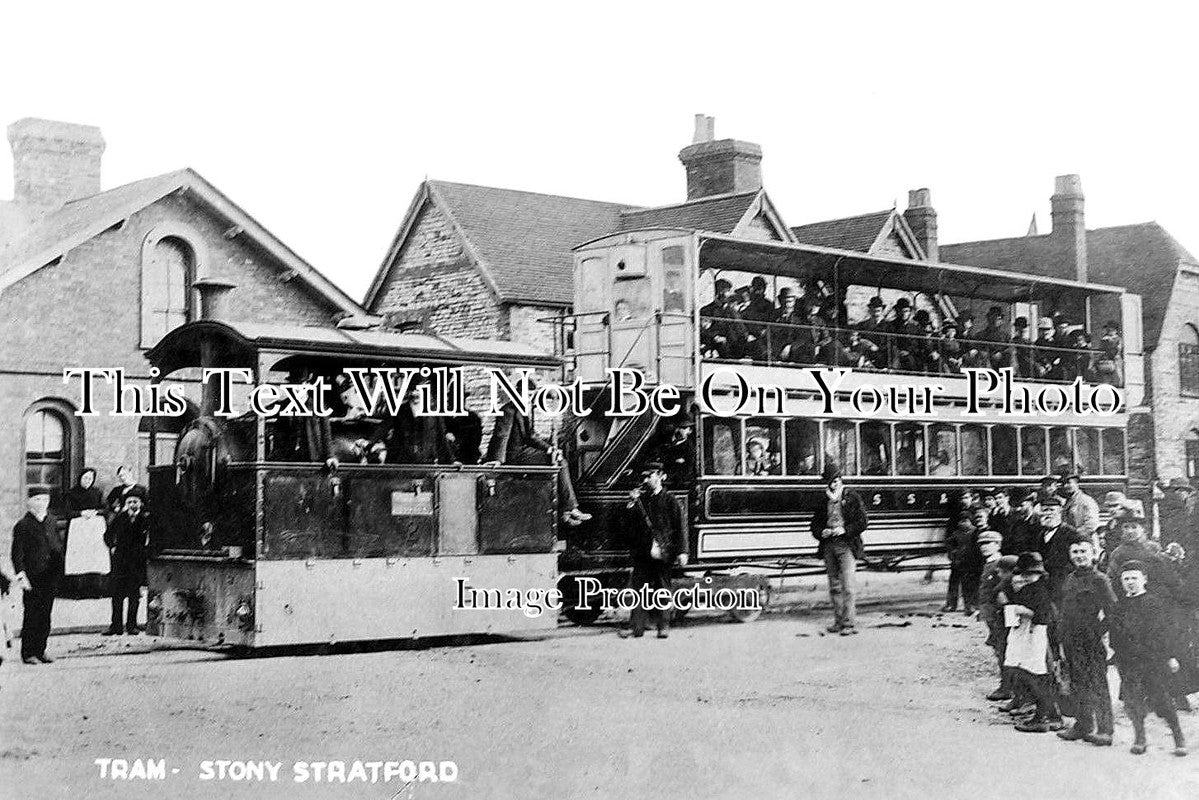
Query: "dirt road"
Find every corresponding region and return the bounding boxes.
[2,607,1196,799]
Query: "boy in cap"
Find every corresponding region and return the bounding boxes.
[620,462,688,639]
[1057,537,1118,745]
[976,533,1013,700]
[1005,551,1065,732]
[1110,561,1188,755]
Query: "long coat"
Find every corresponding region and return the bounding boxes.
[11,511,64,588]
[809,489,869,560]
[103,510,150,582]
[626,489,688,566]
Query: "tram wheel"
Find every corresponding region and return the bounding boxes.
[726,586,767,624]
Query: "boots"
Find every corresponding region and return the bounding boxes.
[1170,719,1188,757]
[1130,719,1147,755]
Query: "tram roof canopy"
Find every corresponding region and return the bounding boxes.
[698,233,1128,302]
[146,319,560,376]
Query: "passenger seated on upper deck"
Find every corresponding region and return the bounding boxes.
[1095,320,1124,386]
[797,302,837,365]
[888,298,922,372]
[1011,316,1034,377]
[741,276,776,362]
[745,437,780,476]
[976,306,1011,371]
[1068,329,1095,382]
[913,310,941,374]
[699,279,750,360]
[939,321,963,374]
[1038,316,1074,381]
[771,287,805,363]
[1032,317,1058,379]
[853,296,889,369]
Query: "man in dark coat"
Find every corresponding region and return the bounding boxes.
[1111,560,1188,756]
[853,296,889,369]
[11,488,64,663]
[103,487,150,635]
[1003,492,1042,555]
[444,407,483,464]
[1037,497,1079,605]
[810,464,869,635]
[887,298,921,372]
[1056,537,1118,746]
[620,462,688,639]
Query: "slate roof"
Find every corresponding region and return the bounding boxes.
[614,190,758,235]
[426,181,634,307]
[941,223,1199,347]
[790,210,894,252]
[0,169,363,316]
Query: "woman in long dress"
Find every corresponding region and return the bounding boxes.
[64,468,109,597]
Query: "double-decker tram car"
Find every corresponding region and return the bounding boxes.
[142,281,562,648]
[554,226,1144,622]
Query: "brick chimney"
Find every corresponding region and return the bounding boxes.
[1050,174,1087,282]
[677,115,762,200]
[7,118,105,212]
[903,188,938,262]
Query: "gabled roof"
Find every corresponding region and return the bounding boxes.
[790,209,895,251]
[617,190,754,234]
[366,181,634,310]
[0,169,363,316]
[941,223,1199,347]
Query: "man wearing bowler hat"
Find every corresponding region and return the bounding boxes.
[887,298,921,372]
[810,464,869,634]
[11,487,64,663]
[103,485,150,635]
[854,296,889,369]
[620,462,688,639]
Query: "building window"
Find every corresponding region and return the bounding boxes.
[1180,324,1199,397]
[24,400,80,511]
[141,235,195,346]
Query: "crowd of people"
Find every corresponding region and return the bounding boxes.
[946,473,1199,756]
[699,276,1124,384]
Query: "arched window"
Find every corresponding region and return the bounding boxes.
[1179,324,1199,397]
[24,399,81,510]
[141,235,195,346]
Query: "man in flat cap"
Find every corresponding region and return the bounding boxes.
[1057,536,1118,746]
[976,532,1013,700]
[11,488,64,663]
[810,464,869,635]
[103,485,151,635]
[620,462,688,639]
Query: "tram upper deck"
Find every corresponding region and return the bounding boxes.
[567,229,1144,409]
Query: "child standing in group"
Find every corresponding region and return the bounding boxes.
[1004,552,1065,733]
[977,535,1016,701]
[1056,538,1118,746]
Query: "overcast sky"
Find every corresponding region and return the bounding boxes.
[1,2,1196,300]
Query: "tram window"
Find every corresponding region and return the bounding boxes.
[612,279,647,321]
[860,421,892,476]
[1049,428,1073,475]
[1021,427,1048,476]
[823,420,858,476]
[929,424,958,476]
[895,423,926,476]
[662,247,687,313]
[1101,428,1126,474]
[961,425,989,476]
[1075,428,1101,475]
[745,418,782,476]
[785,419,819,475]
[991,426,1018,475]
[703,417,742,476]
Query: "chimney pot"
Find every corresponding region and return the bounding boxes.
[7,117,105,212]
[193,277,237,321]
[678,129,762,201]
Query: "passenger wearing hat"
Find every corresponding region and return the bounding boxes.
[976,305,1011,370]
[699,278,749,359]
[1011,316,1034,377]
[771,286,805,363]
[887,298,921,372]
[938,318,964,375]
[976,533,1012,700]
[1096,319,1124,386]
[740,276,776,362]
[1110,560,1188,756]
[854,296,889,370]
[103,485,151,635]
[11,487,64,663]
[648,410,696,488]
[810,464,869,635]
[1061,473,1100,541]
[621,462,688,639]
[1057,537,1118,746]
[1036,495,1081,604]
[1005,551,1066,732]
[1033,317,1060,380]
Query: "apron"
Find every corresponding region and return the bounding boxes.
[1004,614,1050,675]
[66,515,110,574]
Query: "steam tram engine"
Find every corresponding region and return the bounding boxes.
[143,281,562,648]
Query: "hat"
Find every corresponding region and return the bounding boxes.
[997,555,1019,571]
[1055,316,1071,327]
[821,463,842,482]
[1040,475,1059,485]
[1168,476,1193,491]
[1014,316,1029,329]
[640,461,666,476]
[1102,319,1120,330]
[778,286,796,300]
[1103,490,1126,504]
[987,305,1003,318]
[123,485,149,502]
[750,276,767,289]
[1061,471,1081,483]
[714,278,732,292]
[1037,318,1054,329]
[914,309,931,325]
[1014,551,1047,575]
[1119,559,1148,575]
[1118,510,1147,524]
[1040,496,1063,509]
[867,296,885,309]
[894,297,912,310]
[26,487,50,498]
[976,530,1003,546]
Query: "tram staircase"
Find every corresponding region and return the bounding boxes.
[580,409,659,488]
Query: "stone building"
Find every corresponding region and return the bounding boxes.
[938,176,1199,492]
[0,118,363,557]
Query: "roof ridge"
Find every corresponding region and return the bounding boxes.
[791,208,893,229]
[620,189,760,216]
[428,179,637,209]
